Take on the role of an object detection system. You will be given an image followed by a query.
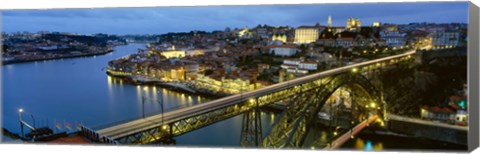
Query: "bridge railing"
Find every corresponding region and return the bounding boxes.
[90,50,417,144]
[80,124,118,144]
[88,101,208,131]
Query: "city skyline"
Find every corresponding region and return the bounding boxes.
[2,2,468,35]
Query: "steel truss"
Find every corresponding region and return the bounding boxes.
[106,58,401,145]
[261,73,382,148]
[113,77,330,144]
[240,98,263,147]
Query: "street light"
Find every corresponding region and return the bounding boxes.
[141,87,148,118]
[18,108,24,139]
[351,68,358,73]
[157,91,165,129]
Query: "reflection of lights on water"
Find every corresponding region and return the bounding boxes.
[354,138,365,150]
[373,142,383,150]
[365,140,373,151]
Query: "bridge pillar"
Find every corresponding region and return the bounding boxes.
[240,98,262,147]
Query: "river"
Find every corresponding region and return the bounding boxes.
[2,43,280,146]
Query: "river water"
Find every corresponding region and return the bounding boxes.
[1,43,279,146]
[1,43,466,151]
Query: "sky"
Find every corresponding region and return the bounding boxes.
[1,2,469,35]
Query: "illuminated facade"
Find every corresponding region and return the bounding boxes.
[346,18,361,31]
[195,74,264,94]
[238,27,253,39]
[186,49,205,57]
[327,16,332,27]
[294,27,319,44]
[372,22,381,27]
[160,50,186,59]
[271,34,287,43]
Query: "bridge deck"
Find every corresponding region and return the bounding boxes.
[324,115,379,149]
[94,50,416,141]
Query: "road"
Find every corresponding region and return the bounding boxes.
[95,50,417,140]
[324,115,379,150]
[387,113,468,131]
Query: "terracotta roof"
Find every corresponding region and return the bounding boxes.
[449,103,461,110]
[47,136,92,144]
[449,95,462,101]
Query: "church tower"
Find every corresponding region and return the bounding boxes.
[327,16,332,28]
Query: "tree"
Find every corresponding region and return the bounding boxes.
[320,28,334,39]
[2,44,8,54]
[359,27,372,38]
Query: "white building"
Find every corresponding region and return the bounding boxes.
[380,31,406,47]
[269,44,298,57]
[432,31,461,49]
[283,58,302,66]
[294,26,319,44]
[286,68,308,75]
[298,62,318,70]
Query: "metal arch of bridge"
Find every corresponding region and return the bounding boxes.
[113,75,337,144]
[261,73,382,148]
[97,51,414,145]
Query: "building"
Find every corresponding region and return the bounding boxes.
[327,16,332,27]
[336,37,355,48]
[268,44,298,57]
[294,26,319,44]
[182,60,200,80]
[237,27,253,39]
[271,34,287,43]
[160,50,186,59]
[298,62,318,70]
[186,49,206,57]
[432,31,461,49]
[372,22,381,27]
[281,58,317,75]
[255,27,269,39]
[420,96,468,126]
[346,18,361,31]
[380,31,407,47]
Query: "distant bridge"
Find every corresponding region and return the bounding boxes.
[416,48,467,64]
[81,50,416,148]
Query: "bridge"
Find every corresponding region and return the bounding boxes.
[415,47,467,64]
[81,49,416,148]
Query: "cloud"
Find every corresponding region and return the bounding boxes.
[1,2,468,34]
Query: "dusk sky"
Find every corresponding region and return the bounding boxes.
[2,2,469,35]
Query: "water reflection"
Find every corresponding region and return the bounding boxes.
[354,138,383,151]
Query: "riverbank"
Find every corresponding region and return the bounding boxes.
[106,72,229,99]
[341,129,468,151]
[2,48,114,65]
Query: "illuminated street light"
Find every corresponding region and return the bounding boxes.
[370,102,376,108]
[18,108,24,139]
[351,68,358,73]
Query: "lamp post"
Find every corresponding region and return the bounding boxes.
[157,91,164,128]
[142,96,146,118]
[18,108,24,139]
[30,114,36,129]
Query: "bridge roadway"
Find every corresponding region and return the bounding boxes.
[323,115,379,150]
[95,50,416,141]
